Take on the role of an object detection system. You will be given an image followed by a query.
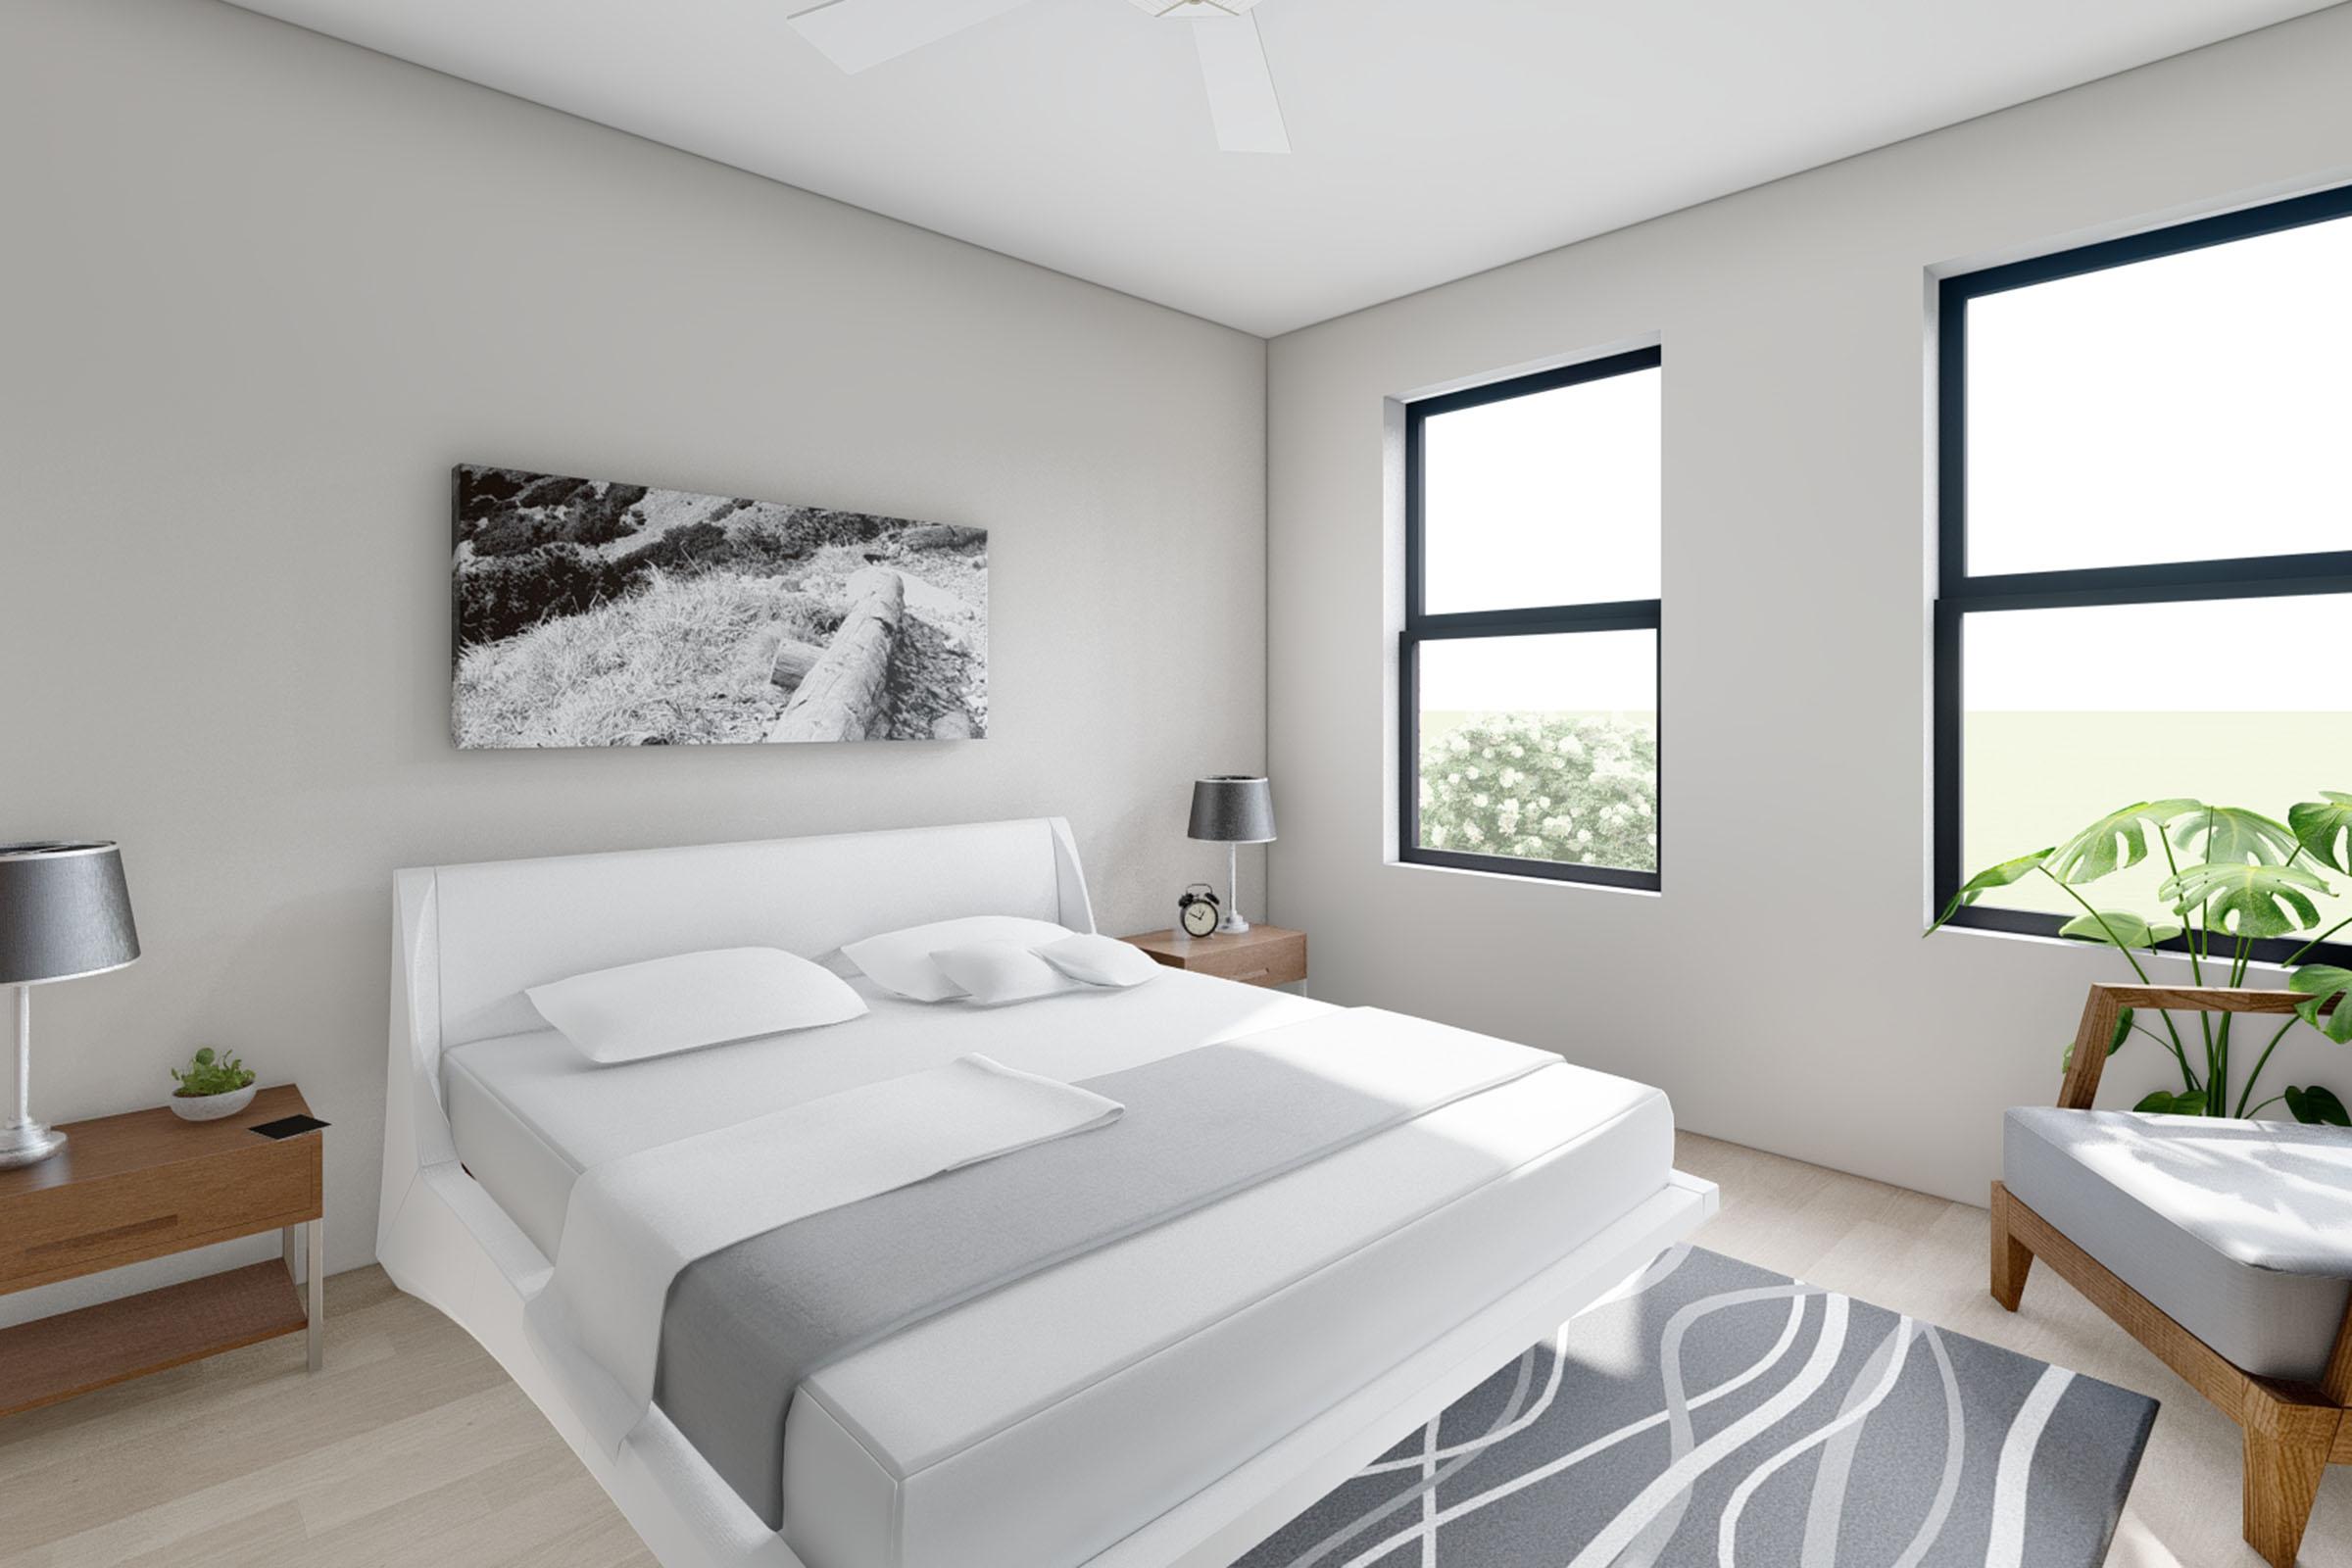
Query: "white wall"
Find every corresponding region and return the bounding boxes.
[0,0,1266,1315]
[1265,7,2352,1205]
[10,0,2346,1324]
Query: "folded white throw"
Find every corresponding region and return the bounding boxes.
[523,1054,1123,1453]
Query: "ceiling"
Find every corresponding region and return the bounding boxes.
[225,0,2338,335]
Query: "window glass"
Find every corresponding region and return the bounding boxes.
[1966,216,2352,576]
[1962,595,2352,932]
[1416,630,1658,872]
[1422,367,1662,612]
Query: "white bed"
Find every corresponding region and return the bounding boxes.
[380,818,1717,1568]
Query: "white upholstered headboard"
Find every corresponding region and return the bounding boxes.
[381,818,1094,1248]
[417,816,1091,1050]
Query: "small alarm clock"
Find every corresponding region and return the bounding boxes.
[1177,883,1222,939]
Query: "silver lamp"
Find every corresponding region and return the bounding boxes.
[1187,776,1275,935]
[0,842,140,1169]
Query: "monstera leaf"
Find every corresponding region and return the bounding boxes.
[2284,1085,2350,1127]
[2170,806,2298,867]
[1931,848,2051,929]
[2045,800,2203,885]
[2290,964,2352,1045]
[2058,911,2182,949]
[2156,860,2330,939]
[2289,792,2352,873]
[2060,1005,2136,1070]
[2133,1089,2209,1115]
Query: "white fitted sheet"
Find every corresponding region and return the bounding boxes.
[442,968,1329,1259]
[441,972,1675,1568]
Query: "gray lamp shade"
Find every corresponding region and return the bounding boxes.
[0,842,140,986]
[1188,776,1276,845]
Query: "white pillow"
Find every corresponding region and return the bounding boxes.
[526,947,866,1064]
[1037,932,1162,989]
[841,915,1075,1002]
[929,940,1082,1006]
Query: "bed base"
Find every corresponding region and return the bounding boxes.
[378,818,1719,1568]
[383,1150,1713,1568]
[1089,1172,1718,1568]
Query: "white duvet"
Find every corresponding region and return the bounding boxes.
[522,1006,1558,1475]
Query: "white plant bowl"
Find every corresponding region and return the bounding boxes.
[171,1084,257,1122]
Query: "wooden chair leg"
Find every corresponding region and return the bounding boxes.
[2241,1397,2339,1568]
[1989,1182,2033,1311]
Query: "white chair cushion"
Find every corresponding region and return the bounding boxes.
[2004,1106,2352,1380]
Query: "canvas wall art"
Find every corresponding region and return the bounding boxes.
[451,465,988,748]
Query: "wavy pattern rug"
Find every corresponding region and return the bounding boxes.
[1235,1245,2155,1568]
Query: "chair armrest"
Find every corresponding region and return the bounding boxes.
[2059,984,2336,1111]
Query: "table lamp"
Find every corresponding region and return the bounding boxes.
[1187,776,1275,935]
[0,842,140,1168]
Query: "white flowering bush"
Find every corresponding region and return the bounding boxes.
[1418,713,1658,871]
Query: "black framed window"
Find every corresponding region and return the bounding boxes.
[1936,183,2352,965]
[1399,348,1661,889]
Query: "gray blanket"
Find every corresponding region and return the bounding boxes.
[654,1041,1536,1527]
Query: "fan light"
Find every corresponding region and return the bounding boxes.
[1127,0,1265,14]
[790,0,1289,153]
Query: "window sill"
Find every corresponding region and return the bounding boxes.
[1927,913,2319,978]
[1386,854,1662,898]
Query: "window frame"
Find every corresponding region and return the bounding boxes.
[1935,182,2352,966]
[1398,346,1664,891]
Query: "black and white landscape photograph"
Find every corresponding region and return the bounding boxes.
[451,465,988,749]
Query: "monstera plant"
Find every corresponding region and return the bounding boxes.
[1931,793,2352,1125]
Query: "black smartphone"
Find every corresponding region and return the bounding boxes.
[249,1113,329,1140]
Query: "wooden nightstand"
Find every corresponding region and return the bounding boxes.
[1121,925,1307,990]
[0,1083,324,1418]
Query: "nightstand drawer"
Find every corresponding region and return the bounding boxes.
[1125,927,1307,989]
[1185,932,1307,987]
[0,1138,318,1292]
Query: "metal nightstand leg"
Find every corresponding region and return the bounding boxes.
[284,1218,324,1373]
[307,1216,323,1372]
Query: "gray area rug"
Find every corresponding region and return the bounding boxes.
[1234,1246,2155,1568]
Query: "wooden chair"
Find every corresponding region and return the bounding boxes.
[1990,983,2352,1566]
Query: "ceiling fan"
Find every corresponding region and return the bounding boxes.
[786,0,1291,154]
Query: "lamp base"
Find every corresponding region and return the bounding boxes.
[1218,839,1251,935]
[0,1121,67,1170]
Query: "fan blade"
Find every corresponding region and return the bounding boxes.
[788,0,1039,74]
[1189,12,1290,154]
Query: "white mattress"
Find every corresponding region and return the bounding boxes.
[442,971,1675,1568]
[443,967,1329,1259]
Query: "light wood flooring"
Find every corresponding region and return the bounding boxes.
[1,1132,2341,1565]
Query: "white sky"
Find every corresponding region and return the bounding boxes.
[1423,367,1661,614]
[1965,595,2352,711]
[1419,629,1656,712]
[1420,600,2352,715]
[1968,213,2352,576]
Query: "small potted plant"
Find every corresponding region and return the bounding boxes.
[170,1046,258,1122]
